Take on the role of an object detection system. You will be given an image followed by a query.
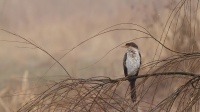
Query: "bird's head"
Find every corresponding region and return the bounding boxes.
[122,42,139,55]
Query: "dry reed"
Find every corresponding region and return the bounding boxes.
[0,0,200,112]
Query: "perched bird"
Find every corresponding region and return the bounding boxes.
[122,42,141,102]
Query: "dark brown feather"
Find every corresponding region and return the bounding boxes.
[125,42,138,49]
[123,53,128,77]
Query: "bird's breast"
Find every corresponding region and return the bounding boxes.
[125,54,140,75]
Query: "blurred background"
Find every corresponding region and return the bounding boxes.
[0,0,169,78]
[0,0,199,111]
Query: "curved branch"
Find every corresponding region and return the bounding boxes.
[88,72,200,83]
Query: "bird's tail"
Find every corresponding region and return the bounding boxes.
[129,79,137,102]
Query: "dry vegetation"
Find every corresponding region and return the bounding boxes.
[0,0,200,112]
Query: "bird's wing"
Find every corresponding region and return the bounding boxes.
[139,52,142,65]
[123,53,128,77]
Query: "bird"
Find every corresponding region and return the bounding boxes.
[122,42,141,102]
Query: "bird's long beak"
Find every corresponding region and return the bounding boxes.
[121,45,128,48]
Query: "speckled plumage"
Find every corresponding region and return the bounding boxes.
[123,42,141,102]
[124,48,141,76]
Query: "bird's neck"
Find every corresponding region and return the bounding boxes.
[127,48,140,58]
